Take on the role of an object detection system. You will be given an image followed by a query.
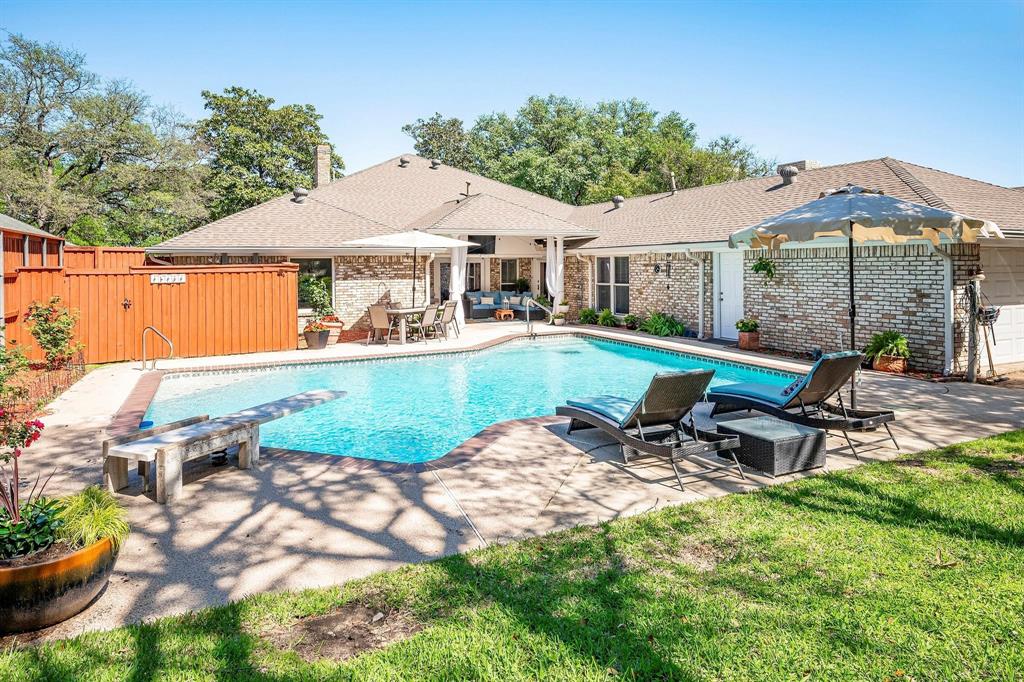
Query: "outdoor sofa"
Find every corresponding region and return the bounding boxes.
[463,290,545,320]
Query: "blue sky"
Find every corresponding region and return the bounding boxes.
[4,0,1023,186]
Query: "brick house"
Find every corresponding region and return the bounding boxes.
[150,150,1024,372]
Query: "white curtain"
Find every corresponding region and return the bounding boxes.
[545,237,564,307]
[450,244,468,326]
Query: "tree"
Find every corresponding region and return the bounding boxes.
[195,87,344,220]
[400,113,472,170]
[403,95,773,206]
[0,34,209,245]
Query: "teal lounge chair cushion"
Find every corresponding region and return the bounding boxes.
[566,395,639,426]
[708,381,791,406]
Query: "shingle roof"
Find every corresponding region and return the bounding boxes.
[155,155,581,251]
[569,157,1024,249]
[0,213,62,240]
[154,154,1023,252]
[407,193,596,237]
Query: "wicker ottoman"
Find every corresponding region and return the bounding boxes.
[717,416,825,477]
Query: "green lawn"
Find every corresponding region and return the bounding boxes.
[3,431,1023,681]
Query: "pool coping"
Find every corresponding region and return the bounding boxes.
[108,328,810,469]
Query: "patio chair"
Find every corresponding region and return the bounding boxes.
[414,303,441,342]
[556,370,744,489]
[707,351,898,459]
[366,304,398,346]
[438,300,459,339]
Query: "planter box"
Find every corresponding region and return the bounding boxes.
[872,354,907,373]
[303,330,330,350]
[738,331,760,351]
[0,538,117,634]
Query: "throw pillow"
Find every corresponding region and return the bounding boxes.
[509,296,522,305]
[481,296,494,305]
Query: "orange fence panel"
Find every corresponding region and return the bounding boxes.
[4,263,299,364]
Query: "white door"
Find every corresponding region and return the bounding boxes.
[981,246,1024,366]
[715,251,745,340]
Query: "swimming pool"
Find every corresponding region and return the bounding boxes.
[144,336,797,463]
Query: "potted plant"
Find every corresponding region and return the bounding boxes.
[735,318,760,350]
[556,299,571,314]
[300,277,338,344]
[303,319,330,350]
[578,307,598,325]
[864,331,910,373]
[622,313,642,330]
[514,277,530,294]
[551,312,566,326]
[1,413,130,635]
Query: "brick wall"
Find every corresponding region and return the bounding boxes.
[563,254,592,320]
[333,255,428,330]
[742,243,979,372]
[629,252,714,338]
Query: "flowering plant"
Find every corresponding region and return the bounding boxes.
[303,319,328,333]
[0,409,47,526]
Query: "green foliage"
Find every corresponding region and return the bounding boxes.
[735,318,760,333]
[622,313,642,330]
[298,276,334,319]
[751,255,777,281]
[864,330,910,359]
[597,308,619,327]
[26,296,82,369]
[551,313,565,320]
[55,486,130,551]
[0,33,208,244]
[0,341,29,405]
[196,87,344,221]
[534,294,553,309]
[0,497,62,560]
[404,95,773,206]
[514,277,530,294]
[400,113,473,170]
[639,311,686,336]
[578,307,598,325]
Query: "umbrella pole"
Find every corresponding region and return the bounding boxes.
[848,229,857,409]
[412,247,417,307]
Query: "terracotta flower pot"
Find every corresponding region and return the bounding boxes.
[737,331,760,351]
[872,354,907,373]
[0,538,118,635]
[303,330,330,349]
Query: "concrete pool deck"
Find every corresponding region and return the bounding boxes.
[8,322,1024,643]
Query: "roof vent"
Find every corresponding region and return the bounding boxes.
[292,187,309,203]
[612,195,625,209]
[398,156,410,167]
[779,165,799,186]
[430,159,441,169]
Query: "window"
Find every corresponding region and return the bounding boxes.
[499,259,518,291]
[466,262,482,291]
[294,258,333,309]
[596,257,629,315]
[468,235,496,255]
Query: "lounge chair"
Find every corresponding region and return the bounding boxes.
[707,350,897,459]
[366,304,398,346]
[556,370,744,489]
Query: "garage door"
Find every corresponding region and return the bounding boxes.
[981,246,1024,366]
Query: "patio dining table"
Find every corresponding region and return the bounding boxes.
[385,306,427,345]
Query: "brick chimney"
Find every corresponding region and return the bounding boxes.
[313,144,332,188]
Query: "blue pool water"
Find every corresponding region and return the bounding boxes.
[144,336,797,463]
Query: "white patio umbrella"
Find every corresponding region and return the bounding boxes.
[343,230,478,307]
[729,185,1001,406]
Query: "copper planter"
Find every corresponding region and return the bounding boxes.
[872,354,907,374]
[737,331,760,351]
[0,538,117,635]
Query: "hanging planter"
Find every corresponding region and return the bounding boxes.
[751,255,777,282]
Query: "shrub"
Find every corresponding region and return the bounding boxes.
[735,318,760,333]
[534,295,553,309]
[56,486,130,551]
[298,276,334,319]
[597,309,618,327]
[0,341,28,405]
[640,312,685,337]
[26,296,82,369]
[515,277,530,294]
[864,331,910,359]
[622,313,642,330]
[578,308,598,325]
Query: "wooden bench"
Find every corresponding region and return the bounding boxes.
[102,389,345,504]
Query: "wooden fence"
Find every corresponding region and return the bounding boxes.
[3,259,299,364]
[62,246,148,271]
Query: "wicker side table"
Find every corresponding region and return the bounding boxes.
[717,416,825,477]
